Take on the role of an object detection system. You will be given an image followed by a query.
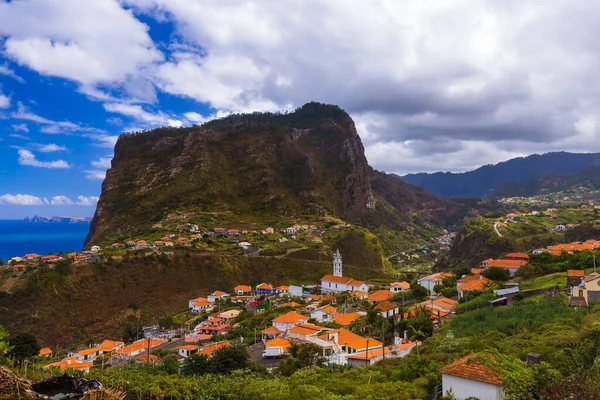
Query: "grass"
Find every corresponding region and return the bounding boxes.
[520,272,567,291]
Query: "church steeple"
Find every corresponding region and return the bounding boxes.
[333,249,342,277]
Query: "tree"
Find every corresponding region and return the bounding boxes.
[0,325,11,365]
[411,284,429,301]
[9,333,40,362]
[209,344,250,374]
[408,324,428,359]
[183,353,210,376]
[433,284,444,295]
[481,267,510,282]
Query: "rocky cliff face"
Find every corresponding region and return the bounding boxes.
[86,102,454,246]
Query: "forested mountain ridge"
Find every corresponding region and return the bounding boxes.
[401,151,600,198]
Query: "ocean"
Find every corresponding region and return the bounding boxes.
[0,220,90,261]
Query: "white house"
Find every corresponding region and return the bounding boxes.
[272,311,307,332]
[310,305,339,322]
[238,242,252,250]
[441,353,506,400]
[191,300,214,314]
[69,347,103,362]
[321,250,369,294]
[188,297,208,309]
[178,345,198,358]
[208,291,230,303]
[418,272,454,294]
[390,281,410,293]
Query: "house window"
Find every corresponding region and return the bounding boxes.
[335,284,338,289]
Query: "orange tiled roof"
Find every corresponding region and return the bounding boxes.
[504,252,529,259]
[178,345,199,351]
[390,281,410,290]
[135,353,158,363]
[316,305,338,315]
[75,347,102,356]
[287,323,323,336]
[349,290,368,297]
[459,278,495,292]
[368,290,395,302]
[318,329,382,350]
[279,301,302,308]
[194,300,211,307]
[374,301,398,312]
[346,347,393,360]
[265,337,291,348]
[440,352,505,386]
[234,285,252,292]
[199,341,230,358]
[471,268,484,274]
[256,282,273,290]
[261,326,281,335]
[44,357,92,372]
[39,347,52,356]
[321,274,365,287]
[332,312,361,326]
[457,274,483,284]
[117,338,163,355]
[212,291,226,296]
[567,269,585,277]
[99,340,124,352]
[485,259,526,269]
[420,272,453,282]
[272,311,307,324]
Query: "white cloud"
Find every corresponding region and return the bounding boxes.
[104,103,182,127]
[85,134,119,149]
[9,133,30,141]
[0,0,162,100]
[17,149,70,169]
[0,63,25,83]
[0,90,9,109]
[12,102,105,135]
[91,156,112,169]
[83,169,106,180]
[50,195,73,206]
[36,143,68,152]
[12,123,28,132]
[0,194,44,205]
[75,195,99,206]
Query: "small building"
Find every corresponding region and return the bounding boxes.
[367,290,395,303]
[331,312,361,326]
[256,282,275,295]
[310,305,339,322]
[90,245,101,253]
[218,309,241,323]
[191,300,214,314]
[208,291,230,303]
[571,272,600,306]
[503,252,529,262]
[373,301,399,318]
[44,357,93,373]
[390,281,410,293]
[272,311,307,332]
[418,272,454,294]
[567,269,585,289]
[286,323,324,341]
[178,345,199,358]
[234,285,252,295]
[198,341,231,358]
[441,352,508,400]
[265,337,291,354]
[39,347,53,357]
[13,264,26,273]
[457,275,495,298]
[69,347,103,362]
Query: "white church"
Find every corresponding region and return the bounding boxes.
[320,250,370,294]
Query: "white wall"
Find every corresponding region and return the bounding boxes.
[442,374,504,400]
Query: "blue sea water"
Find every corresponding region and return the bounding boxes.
[0,220,90,261]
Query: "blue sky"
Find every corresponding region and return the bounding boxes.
[2,0,600,219]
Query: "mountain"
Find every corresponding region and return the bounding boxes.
[401,152,600,198]
[490,165,600,198]
[86,102,458,249]
[22,216,92,223]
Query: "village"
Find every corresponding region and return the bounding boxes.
[8,231,600,400]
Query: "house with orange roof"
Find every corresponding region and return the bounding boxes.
[194,317,231,336]
[321,250,370,294]
[276,285,290,295]
[13,264,26,273]
[69,346,104,362]
[234,285,252,295]
[457,276,496,298]
[390,281,410,293]
[218,309,241,323]
[265,337,292,354]
[126,240,136,247]
[348,290,368,299]
[178,345,199,358]
[374,300,399,318]
[99,340,124,353]
[482,258,526,277]
[115,338,164,359]
[310,304,339,322]
[44,357,93,373]
[286,323,325,341]
[24,253,41,261]
[503,252,529,261]
[272,311,308,332]
[318,329,383,355]
[41,255,60,262]
[199,341,231,358]
[188,296,208,309]
[39,347,53,357]
[571,272,600,307]
[331,312,361,326]
[567,269,585,288]
[261,326,281,340]
[441,352,510,400]
[346,340,417,366]
[418,297,458,316]
[367,290,395,303]
[418,272,454,294]
[256,282,275,295]
[191,300,214,314]
[279,301,302,309]
[471,268,484,275]
[208,290,230,303]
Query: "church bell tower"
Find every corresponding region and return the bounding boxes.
[333,249,343,277]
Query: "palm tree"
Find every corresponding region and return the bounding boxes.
[288,341,301,358]
[408,324,428,359]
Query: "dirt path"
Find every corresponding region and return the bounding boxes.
[1,275,18,292]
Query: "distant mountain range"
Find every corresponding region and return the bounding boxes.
[490,165,600,198]
[400,152,600,198]
[22,216,92,224]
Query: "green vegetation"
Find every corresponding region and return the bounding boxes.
[519,272,567,291]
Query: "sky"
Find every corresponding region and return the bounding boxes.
[1,0,600,218]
